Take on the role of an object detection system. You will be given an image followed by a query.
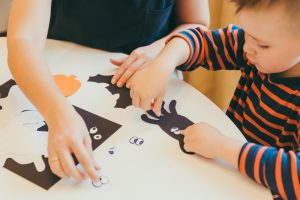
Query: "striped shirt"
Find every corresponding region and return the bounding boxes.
[169,25,300,200]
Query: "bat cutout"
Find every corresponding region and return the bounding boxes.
[4,106,121,190]
[0,79,16,99]
[141,100,194,154]
[88,74,131,108]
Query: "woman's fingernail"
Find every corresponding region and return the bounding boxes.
[111,78,116,84]
[117,82,122,87]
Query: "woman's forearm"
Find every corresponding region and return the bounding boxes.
[7,38,71,123]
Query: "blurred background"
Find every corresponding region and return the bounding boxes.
[0,0,240,111]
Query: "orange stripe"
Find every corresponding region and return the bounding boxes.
[233,30,239,58]
[219,29,236,68]
[252,83,287,120]
[242,126,270,146]
[246,97,283,130]
[239,143,255,176]
[244,113,278,140]
[262,84,298,112]
[275,149,288,200]
[196,28,206,66]
[202,31,214,70]
[233,109,243,124]
[207,31,226,69]
[185,30,200,70]
[290,151,300,199]
[268,75,300,97]
[227,25,234,50]
[254,146,267,184]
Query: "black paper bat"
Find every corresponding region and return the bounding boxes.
[88,74,131,109]
[141,100,194,154]
[0,79,16,99]
[3,106,122,190]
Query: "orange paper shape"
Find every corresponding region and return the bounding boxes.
[53,74,81,97]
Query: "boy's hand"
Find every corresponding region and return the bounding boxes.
[181,122,244,168]
[129,60,172,116]
[47,106,100,181]
[181,122,227,159]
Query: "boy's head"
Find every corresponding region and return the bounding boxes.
[231,0,300,76]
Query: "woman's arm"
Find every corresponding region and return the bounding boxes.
[111,0,210,88]
[7,0,100,181]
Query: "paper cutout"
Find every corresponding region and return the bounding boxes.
[141,100,194,154]
[129,136,144,146]
[88,74,131,108]
[54,74,81,97]
[0,110,47,171]
[4,106,121,190]
[0,79,16,99]
[4,155,60,190]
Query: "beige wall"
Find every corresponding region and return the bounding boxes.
[0,0,12,32]
[184,0,241,110]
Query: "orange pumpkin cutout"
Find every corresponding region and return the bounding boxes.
[53,74,81,97]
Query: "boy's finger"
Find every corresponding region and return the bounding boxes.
[153,95,164,116]
[179,130,185,135]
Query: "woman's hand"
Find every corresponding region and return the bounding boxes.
[47,105,100,181]
[110,43,162,88]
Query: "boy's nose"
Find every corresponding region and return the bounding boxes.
[244,34,257,56]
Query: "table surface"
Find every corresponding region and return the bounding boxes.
[0,38,271,200]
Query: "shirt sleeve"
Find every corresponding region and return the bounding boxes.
[166,24,248,71]
[238,142,300,200]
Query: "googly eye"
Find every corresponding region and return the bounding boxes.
[108,147,115,155]
[89,127,98,134]
[100,176,109,184]
[129,136,138,144]
[94,134,102,140]
[135,138,144,146]
[170,127,180,135]
[92,179,102,187]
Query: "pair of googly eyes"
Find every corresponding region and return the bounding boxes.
[89,126,102,140]
[170,127,180,135]
[129,136,144,146]
[92,176,109,188]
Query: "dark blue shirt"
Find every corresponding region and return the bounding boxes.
[48,0,176,54]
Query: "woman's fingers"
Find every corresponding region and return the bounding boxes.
[117,58,146,87]
[109,57,126,66]
[84,136,101,171]
[59,150,85,180]
[71,141,99,181]
[48,152,68,178]
[111,54,137,85]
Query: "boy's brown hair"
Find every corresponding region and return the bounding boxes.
[231,0,300,29]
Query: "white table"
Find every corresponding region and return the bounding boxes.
[0,38,271,200]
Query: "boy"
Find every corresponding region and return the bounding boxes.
[129,0,300,199]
